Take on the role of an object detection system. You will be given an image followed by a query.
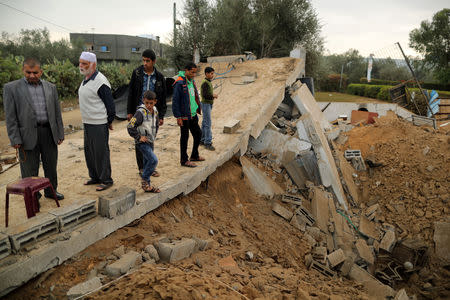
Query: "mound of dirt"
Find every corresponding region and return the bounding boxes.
[340,113,450,299]
[7,160,368,300]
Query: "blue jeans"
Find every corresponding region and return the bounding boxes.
[137,142,158,182]
[200,103,213,145]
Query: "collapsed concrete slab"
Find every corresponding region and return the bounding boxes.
[240,156,284,198]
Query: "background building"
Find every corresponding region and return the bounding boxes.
[70,33,163,62]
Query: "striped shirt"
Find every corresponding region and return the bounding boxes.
[24,78,48,124]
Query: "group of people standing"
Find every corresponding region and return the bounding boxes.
[3,48,218,202]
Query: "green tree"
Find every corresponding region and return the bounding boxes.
[409,8,450,83]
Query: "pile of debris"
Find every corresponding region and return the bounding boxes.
[65,235,213,299]
[244,88,450,299]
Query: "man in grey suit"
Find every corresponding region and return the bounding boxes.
[3,57,65,200]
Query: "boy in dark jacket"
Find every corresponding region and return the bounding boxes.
[127,49,166,176]
[172,62,204,167]
[127,91,160,193]
[200,67,218,150]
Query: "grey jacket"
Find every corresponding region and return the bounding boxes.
[3,78,64,150]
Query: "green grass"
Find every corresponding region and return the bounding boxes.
[315,92,383,103]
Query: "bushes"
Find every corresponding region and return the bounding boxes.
[347,83,450,102]
[360,77,450,91]
[318,73,348,92]
[42,59,81,99]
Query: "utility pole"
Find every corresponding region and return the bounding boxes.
[173,2,177,49]
[396,42,432,115]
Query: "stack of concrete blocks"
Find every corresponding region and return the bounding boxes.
[49,199,97,231]
[290,82,348,211]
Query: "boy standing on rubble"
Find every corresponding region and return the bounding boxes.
[200,67,218,150]
[127,91,160,193]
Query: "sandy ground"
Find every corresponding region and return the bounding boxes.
[0,57,297,228]
[6,159,369,300]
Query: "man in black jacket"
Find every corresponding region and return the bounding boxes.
[127,49,166,175]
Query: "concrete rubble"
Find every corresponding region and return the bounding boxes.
[66,277,102,299]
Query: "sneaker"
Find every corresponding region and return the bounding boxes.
[205,144,215,151]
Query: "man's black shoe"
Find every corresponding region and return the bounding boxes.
[44,191,65,200]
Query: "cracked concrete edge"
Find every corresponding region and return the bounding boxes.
[0,59,303,297]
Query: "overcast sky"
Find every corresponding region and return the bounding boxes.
[0,0,447,57]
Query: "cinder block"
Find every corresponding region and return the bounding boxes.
[282,194,303,205]
[327,248,345,268]
[105,251,142,276]
[394,288,409,300]
[155,238,196,263]
[344,149,361,160]
[379,230,396,252]
[312,246,327,264]
[98,187,136,219]
[5,213,59,252]
[272,203,293,220]
[290,214,306,232]
[294,206,315,226]
[309,260,336,277]
[223,119,240,133]
[0,233,11,260]
[49,199,96,231]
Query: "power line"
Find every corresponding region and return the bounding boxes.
[0,1,74,32]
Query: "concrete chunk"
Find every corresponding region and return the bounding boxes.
[310,187,330,232]
[348,264,395,299]
[155,239,197,263]
[359,216,379,240]
[290,214,306,232]
[223,119,240,133]
[5,213,59,252]
[67,277,102,300]
[240,156,284,197]
[394,288,409,300]
[327,249,345,268]
[98,187,136,219]
[355,239,375,265]
[105,251,142,276]
[433,222,450,262]
[144,244,160,262]
[272,203,293,221]
[379,230,396,252]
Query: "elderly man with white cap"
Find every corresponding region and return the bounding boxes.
[78,51,115,191]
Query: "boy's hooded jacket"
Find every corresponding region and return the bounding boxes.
[172,71,201,120]
[127,104,159,144]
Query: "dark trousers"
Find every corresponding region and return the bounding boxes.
[180,114,202,164]
[19,126,58,194]
[83,123,113,184]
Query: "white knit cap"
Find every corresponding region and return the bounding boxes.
[80,51,97,63]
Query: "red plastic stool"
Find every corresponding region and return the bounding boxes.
[5,177,60,227]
